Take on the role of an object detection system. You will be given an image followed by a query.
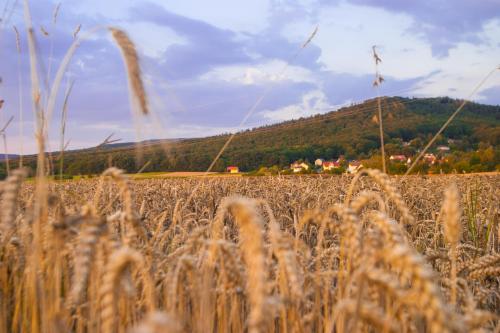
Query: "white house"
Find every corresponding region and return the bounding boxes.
[291,162,309,173]
[347,161,363,174]
[314,158,324,167]
[437,146,450,152]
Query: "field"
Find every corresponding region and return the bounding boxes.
[1,170,498,332]
[130,171,230,179]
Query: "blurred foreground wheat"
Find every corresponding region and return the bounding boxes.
[0,168,498,332]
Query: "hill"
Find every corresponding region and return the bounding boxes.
[4,96,500,176]
[0,154,19,161]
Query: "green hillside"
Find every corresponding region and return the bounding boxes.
[5,96,500,176]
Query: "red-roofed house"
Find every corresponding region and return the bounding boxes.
[323,161,341,171]
[226,166,239,174]
[390,155,407,163]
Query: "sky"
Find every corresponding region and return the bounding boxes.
[0,0,499,154]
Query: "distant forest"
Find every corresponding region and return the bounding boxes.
[2,96,499,178]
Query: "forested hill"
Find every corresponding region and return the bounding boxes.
[6,96,500,176]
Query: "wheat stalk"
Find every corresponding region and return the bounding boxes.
[442,184,461,305]
[100,247,154,333]
[214,197,269,333]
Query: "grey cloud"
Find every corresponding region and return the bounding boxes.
[479,85,500,105]
[130,2,252,79]
[334,0,500,57]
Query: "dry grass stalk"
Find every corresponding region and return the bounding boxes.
[40,26,49,36]
[58,80,74,180]
[52,3,61,24]
[13,25,24,168]
[372,46,386,173]
[72,24,81,39]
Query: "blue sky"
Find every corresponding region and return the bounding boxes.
[0,0,499,154]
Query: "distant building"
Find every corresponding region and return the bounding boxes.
[347,161,363,174]
[424,153,437,165]
[440,156,450,163]
[437,145,450,152]
[389,155,407,163]
[314,158,324,166]
[291,162,309,173]
[226,166,239,174]
[323,161,341,171]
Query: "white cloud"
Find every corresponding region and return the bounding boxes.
[307,2,439,79]
[411,19,500,100]
[200,60,316,85]
[260,89,342,121]
[122,22,187,59]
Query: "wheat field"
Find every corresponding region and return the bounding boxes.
[0,168,498,332]
[1,3,498,331]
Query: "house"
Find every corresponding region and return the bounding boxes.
[291,162,309,173]
[323,161,341,171]
[437,146,450,152]
[314,158,324,167]
[389,155,407,163]
[423,153,437,165]
[226,166,239,174]
[347,161,363,174]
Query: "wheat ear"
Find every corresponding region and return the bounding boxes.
[346,168,414,225]
[0,168,27,245]
[67,214,106,310]
[109,27,149,115]
[131,311,181,333]
[100,247,155,333]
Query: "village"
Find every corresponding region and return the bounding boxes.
[225,145,452,174]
